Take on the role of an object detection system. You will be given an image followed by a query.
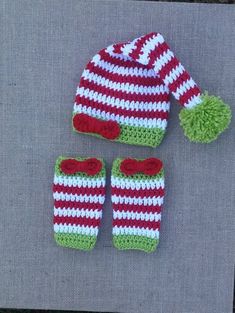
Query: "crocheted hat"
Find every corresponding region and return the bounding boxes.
[73,32,231,147]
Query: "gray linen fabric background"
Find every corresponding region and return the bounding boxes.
[0,1,234,312]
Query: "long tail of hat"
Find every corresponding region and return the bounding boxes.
[117,32,231,143]
[118,32,202,109]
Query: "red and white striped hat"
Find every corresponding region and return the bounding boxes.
[73,32,231,147]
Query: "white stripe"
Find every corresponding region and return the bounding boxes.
[53,191,105,204]
[54,223,98,236]
[106,45,133,61]
[54,207,102,219]
[111,176,164,190]
[162,63,185,85]
[111,195,164,206]
[153,49,174,72]
[153,55,202,108]
[82,69,168,95]
[91,54,156,78]
[184,94,202,109]
[172,77,197,100]
[113,210,161,222]
[112,226,159,239]
[75,86,170,112]
[54,175,105,188]
[137,33,164,65]
[74,103,167,130]
[121,38,140,57]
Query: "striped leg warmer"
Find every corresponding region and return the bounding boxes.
[111,157,165,253]
[53,156,106,251]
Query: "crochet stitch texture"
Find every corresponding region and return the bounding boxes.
[53,156,106,251]
[73,33,170,147]
[111,158,165,253]
[72,32,231,146]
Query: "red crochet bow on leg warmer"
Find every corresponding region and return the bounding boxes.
[120,158,163,176]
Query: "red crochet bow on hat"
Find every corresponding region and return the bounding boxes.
[73,113,120,140]
[120,158,163,176]
[60,158,102,176]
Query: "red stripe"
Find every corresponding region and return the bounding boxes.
[111,186,165,198]
[81,72,168,99]
[147,42,170,69]
[79,79,169,103]
[145,42,202,107]
[100,49,147,70]
[54,216,100,227]
[158,57,180,81]
[54,200,102,211]
[75,94,169,120]
[179,85,201,106]
[53,184,105,196]
[129,33,156,61]
[168,71,192,93]
[86,61,163,86]
[112,203,162,214]
[113,218,160,230]
[112,43,126,54]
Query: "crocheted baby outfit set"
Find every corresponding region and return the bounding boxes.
[53,32,231,252]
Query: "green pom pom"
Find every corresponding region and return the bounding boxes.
[179,93,232,143]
